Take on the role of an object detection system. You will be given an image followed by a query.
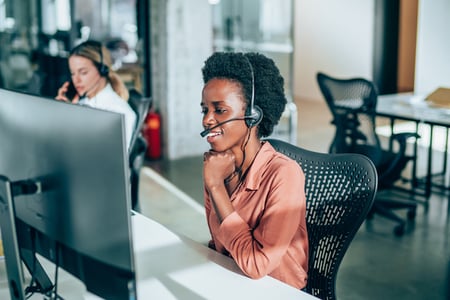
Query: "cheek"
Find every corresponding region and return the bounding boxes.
[82,71,99,83]
[227,119,248,136]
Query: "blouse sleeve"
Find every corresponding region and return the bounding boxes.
[204,187,216,249]
[215,160,306,279]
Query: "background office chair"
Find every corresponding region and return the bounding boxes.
[266,138,377,300]
[316,72,419,235]
[128,89,152,211]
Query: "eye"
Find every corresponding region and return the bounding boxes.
[215,108,226,114]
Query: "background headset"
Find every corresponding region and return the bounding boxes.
[71,40,109,77]
[93,41,109,77]
[243,54,263,128]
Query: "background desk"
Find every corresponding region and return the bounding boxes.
[376,93,450,199]
[0,213,316,299]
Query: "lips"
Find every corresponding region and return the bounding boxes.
[206,130,222,143]
[207,131,222,137]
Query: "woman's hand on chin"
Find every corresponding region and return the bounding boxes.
[203,150,236,189]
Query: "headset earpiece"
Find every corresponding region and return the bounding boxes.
[96,43,109,77]
[97,62,109,77]
[244,55,263,128]
[245,105,263,128]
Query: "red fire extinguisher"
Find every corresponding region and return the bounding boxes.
[143,110,162,159]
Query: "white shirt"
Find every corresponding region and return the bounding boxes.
[79,84,136,150]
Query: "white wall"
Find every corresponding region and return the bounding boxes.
[151,0,212,160]
[414,0,450,93]
[293,0,375,101]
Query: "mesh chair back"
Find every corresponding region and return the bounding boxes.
[267,138,377,300]
[316,72,383,165]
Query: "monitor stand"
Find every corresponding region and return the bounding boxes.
[0,175,53,300]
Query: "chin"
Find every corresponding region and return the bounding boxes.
[208,143,226,153]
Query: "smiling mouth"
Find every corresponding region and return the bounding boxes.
[207,131,222,138]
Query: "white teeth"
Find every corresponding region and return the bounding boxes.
[207,132,222,137]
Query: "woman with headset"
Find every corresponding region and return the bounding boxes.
[55,40,136,149]
[200,52,308,290]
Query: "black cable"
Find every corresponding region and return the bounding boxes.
[45,243,64,300]
[225,127,252,184]
[53,243,59,299]
[25,229,39,298]
[239,127,252,178]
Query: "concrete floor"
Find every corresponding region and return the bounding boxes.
[143,98,450,300]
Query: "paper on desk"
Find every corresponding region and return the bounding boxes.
[426,87,450,108]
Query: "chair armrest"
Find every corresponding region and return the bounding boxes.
[391,132,420,144]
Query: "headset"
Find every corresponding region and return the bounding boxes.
[70,40,109,77]
[199,54,264,138]
[94,41,109,77]
[243,55,263,128]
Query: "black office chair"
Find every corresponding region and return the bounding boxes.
[316,72,419,235]
[128,89,152,211]
[266,138,377,300]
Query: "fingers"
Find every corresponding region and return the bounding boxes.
[203,150,236,182]
[55,94,69,102]
[55,81,70,102]
[71,94,80,104]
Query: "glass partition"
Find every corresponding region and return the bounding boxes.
[211,0,296,143]
[0,0,146,97]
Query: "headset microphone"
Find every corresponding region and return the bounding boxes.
[200,117,249,137]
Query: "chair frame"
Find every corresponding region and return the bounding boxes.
[128,89,152,210]
[266,138,377,300]
[316,72,419,236]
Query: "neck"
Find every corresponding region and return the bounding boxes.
[233,135,262,178]
[225,137,262,194]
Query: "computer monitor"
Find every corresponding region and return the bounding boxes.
[0,88,136,299]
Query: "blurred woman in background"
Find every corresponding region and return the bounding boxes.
[56,40,136,149]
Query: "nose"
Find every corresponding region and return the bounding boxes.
[202,111,216,128]
[72,74,81,84]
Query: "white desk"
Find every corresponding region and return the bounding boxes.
[376,93,450,199]
[0,213,316,299]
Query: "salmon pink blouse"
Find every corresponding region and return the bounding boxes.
[204,141,308,289]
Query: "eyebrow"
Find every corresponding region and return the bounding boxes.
[201,100,226,106]
[71,67,90,74]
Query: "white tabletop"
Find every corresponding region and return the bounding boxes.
[132,213,315,299]
[376,93,450,126]
[0,213,316,299]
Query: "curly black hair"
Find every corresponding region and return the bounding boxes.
[201,52,287,138]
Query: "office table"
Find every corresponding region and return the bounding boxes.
[376,93,450,198]
[0,213,316,299]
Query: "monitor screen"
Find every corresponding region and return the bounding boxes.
[0,88,136,299]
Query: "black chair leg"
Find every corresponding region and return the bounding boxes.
[370,202,407,236]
